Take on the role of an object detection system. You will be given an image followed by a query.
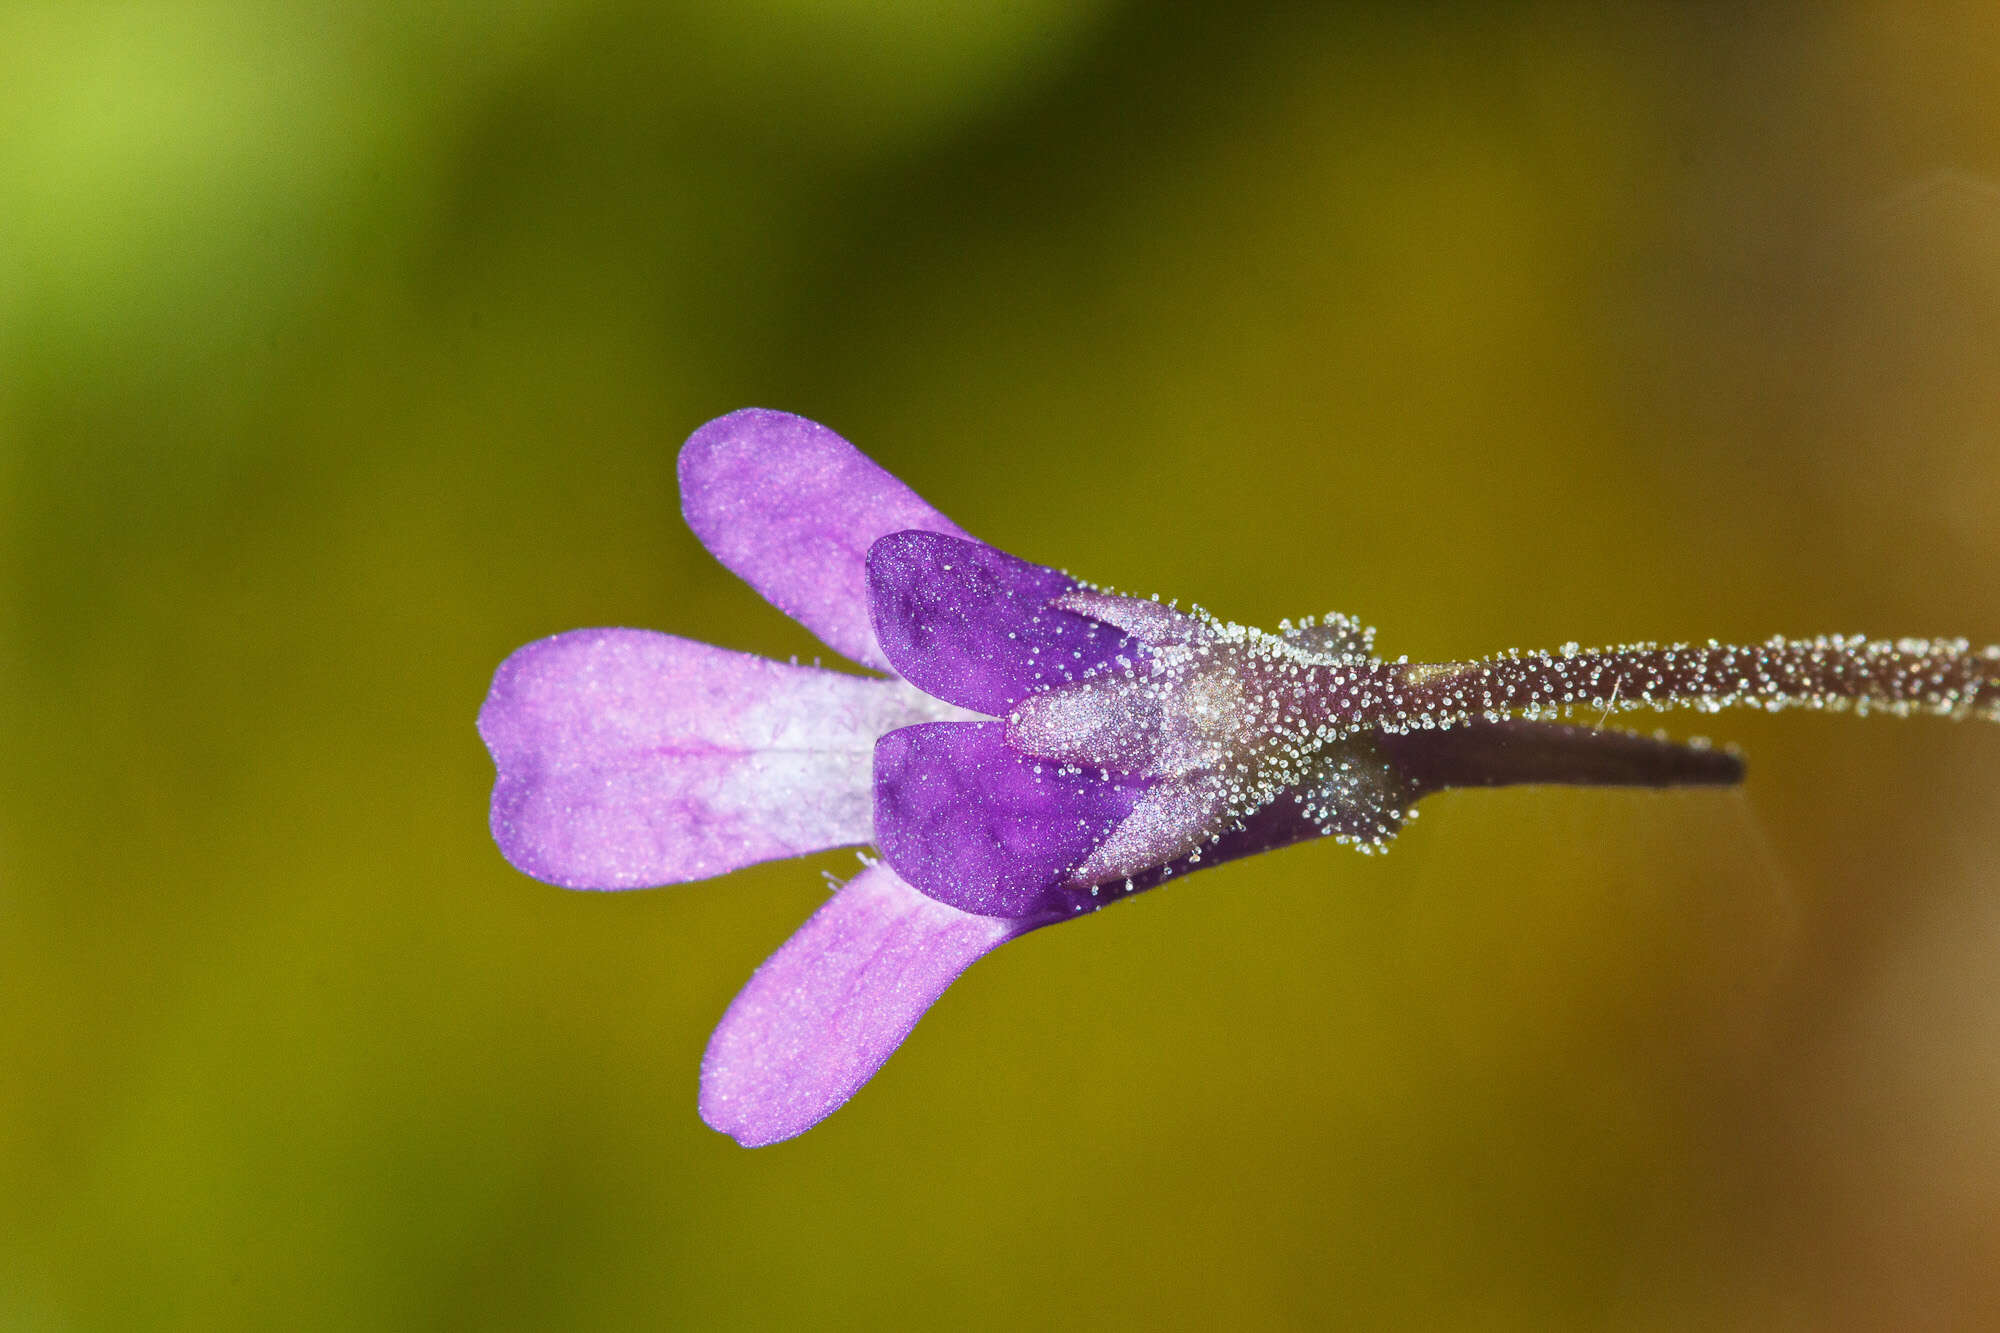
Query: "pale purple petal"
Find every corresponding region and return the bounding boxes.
[678,409,969,673]
[872,722,1145,917]
[868,530,1140,716]
[479,628,957,889]
[700,863,1038,1147]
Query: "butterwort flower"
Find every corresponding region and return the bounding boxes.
[481,408,2000,1147]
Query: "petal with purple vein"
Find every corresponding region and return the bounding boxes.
[479,628,961,889]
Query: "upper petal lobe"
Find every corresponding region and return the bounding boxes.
[678,409,969,672]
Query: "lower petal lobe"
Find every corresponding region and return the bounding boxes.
[873,722,1145,918]
[700,863,1034,1147]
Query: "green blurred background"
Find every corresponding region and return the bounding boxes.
[8,2,2000,1327]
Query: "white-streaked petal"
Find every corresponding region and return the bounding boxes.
[478,628,966,889]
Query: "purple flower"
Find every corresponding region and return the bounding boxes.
[481,409,2000,1147]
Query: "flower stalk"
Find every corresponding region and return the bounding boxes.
[1369,635,2000,732]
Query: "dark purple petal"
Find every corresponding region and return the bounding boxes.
[700,863,1037,1147]
[678,409,969,673]
[867,530,1140,716]
[873,722,1146,918]
[479,629,958,889]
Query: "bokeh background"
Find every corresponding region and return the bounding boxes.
[8,2,2000,1328]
